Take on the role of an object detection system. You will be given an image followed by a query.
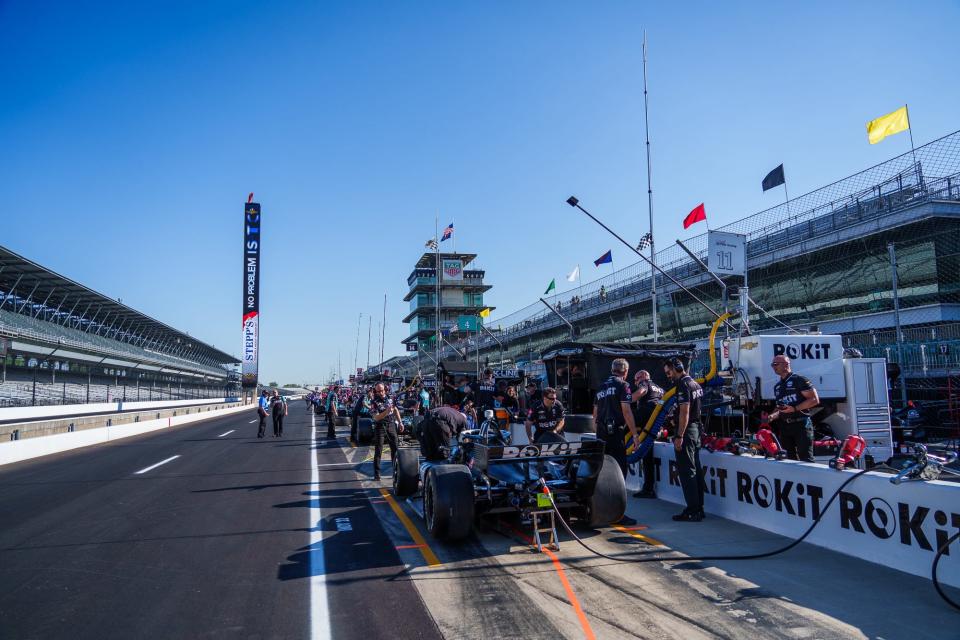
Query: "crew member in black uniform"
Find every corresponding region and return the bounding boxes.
[369,383,402,481]
[475,368,498,415]
[769,355,820,462]
[665,357,705,521]
[593,358,639,478]
[420,405,468,461]
[524,387,565,443]
[631,369,663,498]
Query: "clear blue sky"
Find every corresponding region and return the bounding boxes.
[3,1,958,384]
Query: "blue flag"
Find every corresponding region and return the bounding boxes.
[594,250,612,266]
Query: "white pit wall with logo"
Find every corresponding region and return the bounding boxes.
[646,442,959,588]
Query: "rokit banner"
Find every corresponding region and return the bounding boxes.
[646,442,959,587]
[241,201,261,388]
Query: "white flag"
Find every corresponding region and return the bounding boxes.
[566,265,580,283]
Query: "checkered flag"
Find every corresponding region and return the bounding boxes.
[425,238,438,250]
[636,232,652,251]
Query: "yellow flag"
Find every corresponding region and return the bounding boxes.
[478,307,491,318]
[867,106,909,145]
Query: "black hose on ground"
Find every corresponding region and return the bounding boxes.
[932,530,960,612]
[548,463,960,611]
[549,466,882,564]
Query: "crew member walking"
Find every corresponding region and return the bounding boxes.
[326,386,340,439]
[369,383,402,481]
[271,391,288,437]
[524,387,565,443]
[769,355,820,462]
[631,369,663,498]
[665,357,705,522]
[593,358,640,478]
[256,390,270,438]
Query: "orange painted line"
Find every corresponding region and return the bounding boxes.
[615,524,648,531]
[611,523,662,546]
[378,488,441,567]
[395,544,427,549]
[503,521,596,640]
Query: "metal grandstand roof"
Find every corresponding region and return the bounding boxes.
[0,245,237,364]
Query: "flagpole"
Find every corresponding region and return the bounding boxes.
[642,30,659,341]
[578,264,583,302]
[435,214,441,377]
[783,176,791,217]
[905,103,922,189]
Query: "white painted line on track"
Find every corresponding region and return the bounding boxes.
[248,419,258,424]
[310,411,332,640]
[218,430,235,437]
[134,455,181,475]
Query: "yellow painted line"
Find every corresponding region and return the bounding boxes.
[378,488,441,567]
[612,523,663,546]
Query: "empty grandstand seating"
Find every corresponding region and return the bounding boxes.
[0,308,228,377]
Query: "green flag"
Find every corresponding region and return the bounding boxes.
[544,278,556,295]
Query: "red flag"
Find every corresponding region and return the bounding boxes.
[247,192,255,203]
[683,203,706,229]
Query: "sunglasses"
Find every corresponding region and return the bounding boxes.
[544,396,557,401]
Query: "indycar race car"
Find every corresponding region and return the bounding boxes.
[392,416,626,541]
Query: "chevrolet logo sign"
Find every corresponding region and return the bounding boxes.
[740,341,758,350]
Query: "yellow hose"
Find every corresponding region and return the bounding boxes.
[624,311,733,454]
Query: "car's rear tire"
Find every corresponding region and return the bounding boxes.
[424,465,474,541]
[357,418,374,444]
[394,448,420,497]
[586,454,627,528]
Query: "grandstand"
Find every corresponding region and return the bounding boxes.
[381,129,960,408]
[0,246,239,407]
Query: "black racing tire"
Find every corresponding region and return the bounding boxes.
[585,454,627,528]
[356,418,374,444]
[423,464,475,541]
[394,448,420,497]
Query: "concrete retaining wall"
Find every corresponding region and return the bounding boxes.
[0,402,250,467]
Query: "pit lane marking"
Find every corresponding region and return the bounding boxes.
[218,430,235,437]
[502,520,596,640]
[378,488,441,567]
[133,455,181,475]
[611,523,663,546]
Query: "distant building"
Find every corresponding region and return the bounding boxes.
[401,252,493,359]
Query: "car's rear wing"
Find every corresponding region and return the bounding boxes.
[473,439,605,471]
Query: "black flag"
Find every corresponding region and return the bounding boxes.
[762,164,785,192]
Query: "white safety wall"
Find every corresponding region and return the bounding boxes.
[647,442,960,588]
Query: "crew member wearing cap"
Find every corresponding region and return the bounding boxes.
[769,355,820,462]
[631,369,664,499]
[665,357,705,522]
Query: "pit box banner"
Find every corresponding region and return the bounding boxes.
[708,230,747,278]
[645,442,959,588]
[242,202,261,388]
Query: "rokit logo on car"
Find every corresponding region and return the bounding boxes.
[772,342,832,359]
[501,442,583,458]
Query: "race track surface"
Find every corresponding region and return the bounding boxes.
[0,403,955,639]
